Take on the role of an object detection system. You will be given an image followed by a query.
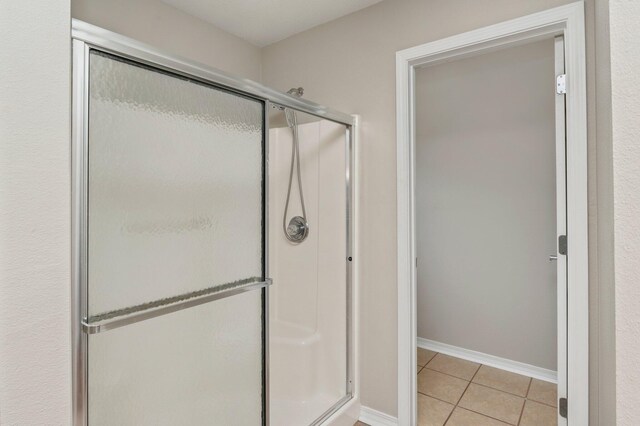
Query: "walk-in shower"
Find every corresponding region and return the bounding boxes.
[71,20,356,426]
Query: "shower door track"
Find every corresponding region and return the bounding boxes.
[71,19,356,426]
[71,20,355,127]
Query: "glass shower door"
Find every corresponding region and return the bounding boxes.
[80,50,267,425]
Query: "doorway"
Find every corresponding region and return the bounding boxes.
[396,3,588,425]
[413,36,563,426]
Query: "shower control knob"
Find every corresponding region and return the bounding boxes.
[285,216,309,243]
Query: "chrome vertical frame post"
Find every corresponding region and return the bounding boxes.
[346,122,355,398]
[71,38,90,426]
[263,100,271,426]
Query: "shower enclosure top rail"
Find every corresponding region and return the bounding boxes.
[71,19,355,127]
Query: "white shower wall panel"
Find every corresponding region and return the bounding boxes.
[269,119,348,426]
[269,122,320,331]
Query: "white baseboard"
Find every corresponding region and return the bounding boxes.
[417,337,557,383]
[359,406,398,426]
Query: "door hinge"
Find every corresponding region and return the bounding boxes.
[559,235,567,255]
[559,397,568,418]
[556,74,567,94]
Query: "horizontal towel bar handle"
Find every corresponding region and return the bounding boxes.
[82,278,272,335]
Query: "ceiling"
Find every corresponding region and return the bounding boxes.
[162,0,384,47]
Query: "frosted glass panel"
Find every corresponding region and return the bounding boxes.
[88,290,263,426]
[86,51,264,425]
[87,51,263,316]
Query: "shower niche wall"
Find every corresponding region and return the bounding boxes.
[71,20,355,426]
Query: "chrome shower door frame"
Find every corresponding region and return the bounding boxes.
[71,20,356,426]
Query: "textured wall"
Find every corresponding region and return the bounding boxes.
[610,0,640,424]
[0,1,72,424]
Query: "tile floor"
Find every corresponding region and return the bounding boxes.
[355,348,558,426]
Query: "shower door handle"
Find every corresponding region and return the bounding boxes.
[81,277,272,334]
[549,254,558,261]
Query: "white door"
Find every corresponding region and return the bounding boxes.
[554,34,568,426]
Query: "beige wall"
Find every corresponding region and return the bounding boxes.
[72,0,262,81]
[415,40,558,371]
[0,0,72,424]
[262,0,615,422]
[610,0,640,424]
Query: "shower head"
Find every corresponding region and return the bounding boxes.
[270,87,304,113]
[287,87,304,98]
[283,87,303,129]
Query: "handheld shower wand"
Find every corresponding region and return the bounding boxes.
[282,87,309,243]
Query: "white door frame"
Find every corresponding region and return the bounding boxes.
[395,2,588,425]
